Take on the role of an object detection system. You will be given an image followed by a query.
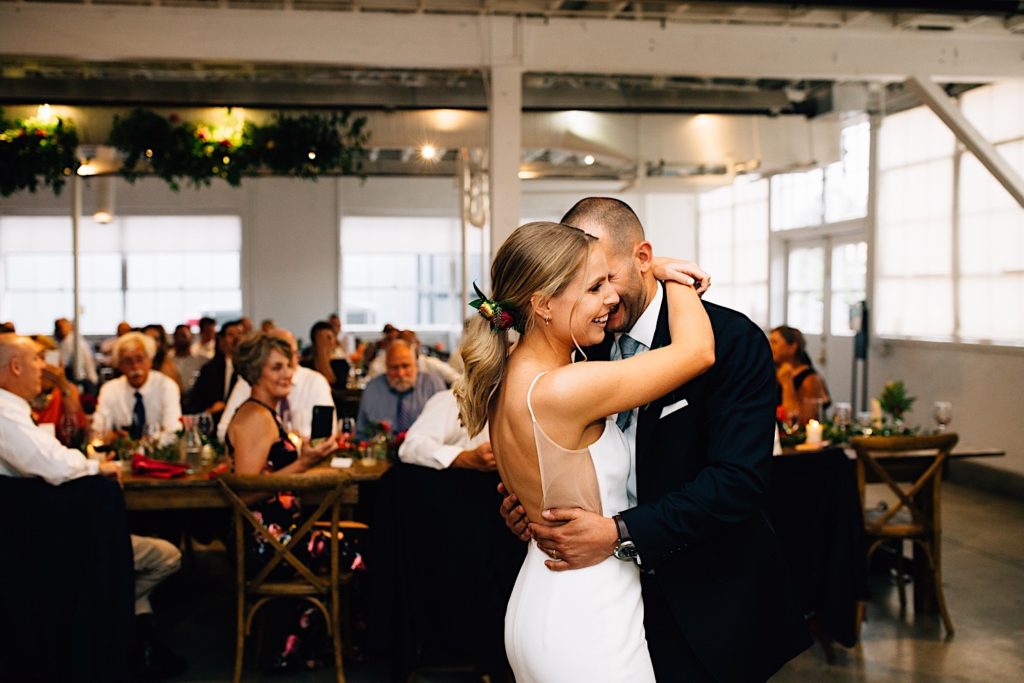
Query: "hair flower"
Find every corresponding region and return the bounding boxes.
[469,283,524,334]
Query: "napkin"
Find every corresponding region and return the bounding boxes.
[131,453,189,478]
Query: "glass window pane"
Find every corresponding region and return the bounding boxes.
[695,179,768,327]
[771,169,824,231]
[787,292,824,336]
[825,121,869,223]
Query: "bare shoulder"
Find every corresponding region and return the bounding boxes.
[228,402,276,439]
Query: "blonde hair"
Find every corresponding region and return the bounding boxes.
[454,221,596,436]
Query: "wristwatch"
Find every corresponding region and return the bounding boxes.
[612,514,639,563]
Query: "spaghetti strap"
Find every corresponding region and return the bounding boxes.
[525,372,547,423]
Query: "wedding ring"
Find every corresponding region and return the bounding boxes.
[550,550,559,561]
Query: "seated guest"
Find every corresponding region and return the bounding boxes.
[226,333,337,671]
[218,328,335,442]
[191,316,217,360]
[185,319,243,426]
[0,322,14,333]
[93,332,182,439]
[239,316,254,336]
[0,333,185,679]
[327,313,355,358]
[54,317,99,388]
[260,318,276,334]
[170,324,208,397]
[366,330,460,386]
[357,339,444,439]
[99,320,132,358]
[398,389,495,471]
[29,351,89,447]
[142,324,182,389]
[770,325,831,425]
[302,320,351,390]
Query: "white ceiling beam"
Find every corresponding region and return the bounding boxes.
[905,75,1024,209]
[1,6,1023,80]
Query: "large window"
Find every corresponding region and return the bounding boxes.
[875,80,1024,345]
[0,215,242,335]
[340,216,483,334]
[875,106,956,340]
[697,177,769,327]
[771,120,869,231]
[957,83,1024,345]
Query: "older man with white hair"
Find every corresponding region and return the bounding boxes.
[93,331,181,440]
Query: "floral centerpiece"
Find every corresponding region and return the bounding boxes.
[878,380,916,425]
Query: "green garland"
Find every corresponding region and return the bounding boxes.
[0,107,79,197]
[109,108,370,190]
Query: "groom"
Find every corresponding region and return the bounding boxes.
[502,198,810,681]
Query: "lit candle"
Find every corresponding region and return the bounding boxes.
[805,419,823,446]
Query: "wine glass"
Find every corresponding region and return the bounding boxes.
[933,401,953,432]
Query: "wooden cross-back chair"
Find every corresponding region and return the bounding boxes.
[849,433,958,637]
[218,471,356,683]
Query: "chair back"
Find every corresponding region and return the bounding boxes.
[849,433,958,533]
[218,471,349,593]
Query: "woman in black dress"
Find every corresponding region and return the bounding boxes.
[226,333,337,670]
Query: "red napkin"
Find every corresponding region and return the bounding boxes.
[131,453,189,478]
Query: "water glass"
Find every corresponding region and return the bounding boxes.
[933,401,953,432]
[832,402,852,427]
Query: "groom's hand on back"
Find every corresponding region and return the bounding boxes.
[498,482,532,541]
[532,508,618,572]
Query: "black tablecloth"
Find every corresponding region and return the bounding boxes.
[0,474,135,683]
[767,449,868,647]
[368,463,525,676]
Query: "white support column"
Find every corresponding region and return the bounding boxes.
[906,75,1024,209]
[488,65,523,257]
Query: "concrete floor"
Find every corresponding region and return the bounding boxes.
[164,482,1024,682]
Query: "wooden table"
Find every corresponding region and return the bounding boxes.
[123,461,390,511]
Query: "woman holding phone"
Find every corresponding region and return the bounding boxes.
[226,332,337,671]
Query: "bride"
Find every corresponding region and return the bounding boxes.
[455,221,714,682]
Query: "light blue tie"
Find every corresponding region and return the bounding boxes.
[616,335,641,432]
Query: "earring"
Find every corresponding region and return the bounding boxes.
[544,317,551,326]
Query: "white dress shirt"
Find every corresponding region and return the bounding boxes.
[610,283,663,508]
[191,338,216,360]
[217,365,335,442]
[398,389,488,470]
[0,388,99,485]
[92,371,182,436]
[59,335,99,385]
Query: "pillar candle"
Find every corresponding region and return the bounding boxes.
[806,419,824,446]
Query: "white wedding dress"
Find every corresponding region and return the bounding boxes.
[504,373,655,683]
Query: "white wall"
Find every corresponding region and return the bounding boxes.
[868,340,1024,480]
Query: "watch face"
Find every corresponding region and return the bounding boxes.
[614,540,638,561]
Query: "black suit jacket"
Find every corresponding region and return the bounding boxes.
[185,352,236,423]
[603,291,810,681]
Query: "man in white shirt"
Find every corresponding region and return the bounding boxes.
[93,332,182,439]
[54,317,99,386]
[217,327,335,441]
[191,316,217,360]
[398,389,495,471]
[0,333,185,678]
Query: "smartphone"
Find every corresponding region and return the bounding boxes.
[311,405,335,443]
